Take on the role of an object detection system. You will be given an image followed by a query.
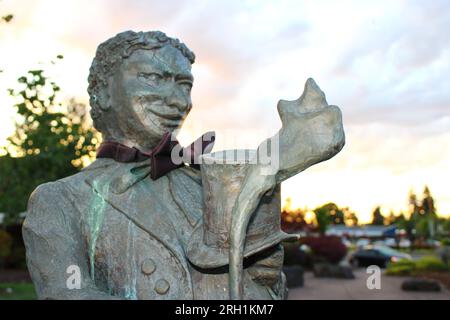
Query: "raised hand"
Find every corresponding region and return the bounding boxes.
[229,78,345,299]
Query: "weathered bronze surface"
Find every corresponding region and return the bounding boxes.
[22,31,345,300]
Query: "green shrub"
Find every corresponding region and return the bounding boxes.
[415,256,448,272]
[0,230,13,260]
[386,264,415,276]
[386,258,415,275]
[0,283,37,300]
[440,238,450,246]
[386,256,449,276]
[390,258,415,268]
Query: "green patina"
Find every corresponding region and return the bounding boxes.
[124,220,138,300]
[87,178,110,281]
[86,177,139,299]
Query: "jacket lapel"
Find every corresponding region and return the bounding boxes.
[82,160,190,272]
[167,167,203,228]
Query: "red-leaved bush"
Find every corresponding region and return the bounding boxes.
[300,235,347,264]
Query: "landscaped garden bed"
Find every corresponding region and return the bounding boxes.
[386,256,450,290]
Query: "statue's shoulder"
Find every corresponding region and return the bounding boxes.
[23,179,73,236]
[26,159,118,215]
[53,158,118,188]
[27,180,65,210]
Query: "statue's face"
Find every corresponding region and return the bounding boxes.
[108,46,193,149]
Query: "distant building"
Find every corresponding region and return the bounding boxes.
[326,225,397,239]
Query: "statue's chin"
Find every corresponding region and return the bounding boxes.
[131,122,184,150]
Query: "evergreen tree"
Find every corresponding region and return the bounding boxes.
[371,206,385,225]
[385,210,397,225]
[408,189,420,220]
[421,185,436,217]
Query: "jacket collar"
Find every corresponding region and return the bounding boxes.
[82,159,203,276]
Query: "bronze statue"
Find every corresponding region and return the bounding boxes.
[22,30,345,300]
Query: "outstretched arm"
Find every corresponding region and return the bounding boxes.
[229,78,345,299]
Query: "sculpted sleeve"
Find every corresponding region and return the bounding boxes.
[22,181,119,300]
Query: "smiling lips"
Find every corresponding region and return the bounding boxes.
[149,107,185,127]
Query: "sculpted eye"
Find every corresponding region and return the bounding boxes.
[178,81,193,92]
[138,72,162,85]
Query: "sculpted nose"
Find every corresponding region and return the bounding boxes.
[165,90,190,112]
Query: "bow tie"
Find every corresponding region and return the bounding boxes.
[96,131,215,180]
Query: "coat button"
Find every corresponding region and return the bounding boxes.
[141,259,156,275]
[155,279,170,295]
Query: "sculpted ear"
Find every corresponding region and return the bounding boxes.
[101,81,113,111]
[90,85,111,115]
[89,84,111,127]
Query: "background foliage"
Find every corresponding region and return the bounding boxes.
[0,68,98,225]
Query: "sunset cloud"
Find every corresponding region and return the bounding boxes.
[0,0,449,221]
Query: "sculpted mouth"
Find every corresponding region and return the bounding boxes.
[149,108,184,121]
[139,99,185,130]
[148,108,185,128]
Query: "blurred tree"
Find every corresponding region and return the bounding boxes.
[326,203,345,225]
[408,189,421,220]
[280,198,311,233]
[343,207,358,226]
[394,213,416,243]
[415,186,438,239]
[442,219,450,233]
[0,229,13,268]
[421,185,436,217]
[281,207,307,233]
[415,217,431,239]
[1,13,13,22]
[313,206,332,235]
[0,67,99,224]
[314,203,344,225]
[371,206,385,225]
[385,210,396,225]
[391,212,405,227]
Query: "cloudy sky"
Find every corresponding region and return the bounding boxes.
[0,0,449,222]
